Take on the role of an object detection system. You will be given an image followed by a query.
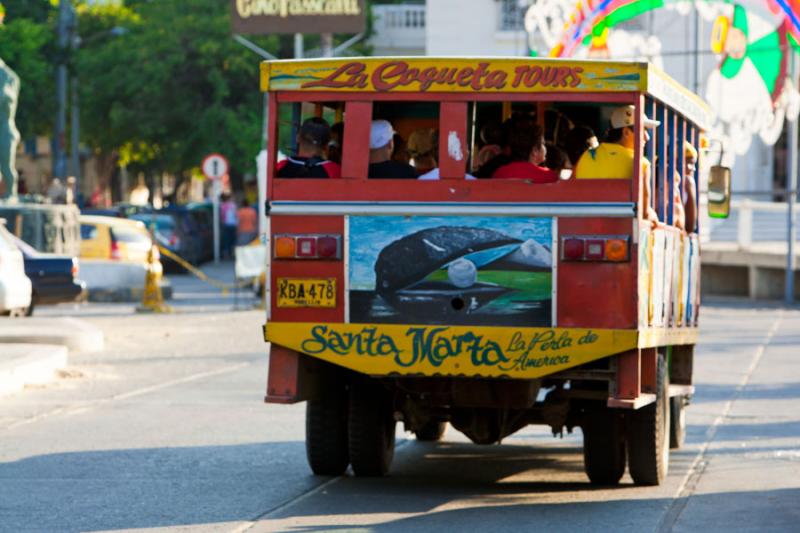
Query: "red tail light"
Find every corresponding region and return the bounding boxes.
[274,234,341,260]
[110,239,121,260]
[561,235,630,262]
[71,258,79,278]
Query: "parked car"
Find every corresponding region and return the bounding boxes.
[10,235,86,315]
[0,221,33,316]
[130,211,204,270]
[79,215,154,264]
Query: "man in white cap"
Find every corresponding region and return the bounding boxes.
[368,120,416,179]
[575,104,659,180]
[575,104,660,225]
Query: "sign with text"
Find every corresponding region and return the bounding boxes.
[265,322,638,379]
[231,0,366,35]
[262,58,648,94]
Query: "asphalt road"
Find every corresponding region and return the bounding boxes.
[1,265,798,533]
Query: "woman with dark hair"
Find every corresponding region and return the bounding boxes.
[490,119,558,182]
[564,125,598,168]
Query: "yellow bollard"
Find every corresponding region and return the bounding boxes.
[136,244,172,314]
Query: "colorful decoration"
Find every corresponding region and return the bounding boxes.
[549,0,800,59]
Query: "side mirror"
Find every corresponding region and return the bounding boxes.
[708,165,731,219]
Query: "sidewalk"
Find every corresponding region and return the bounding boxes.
[0,317,104,397]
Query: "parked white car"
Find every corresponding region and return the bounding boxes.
[0,221,32,316]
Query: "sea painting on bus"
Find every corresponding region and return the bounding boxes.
[349,216,553,327]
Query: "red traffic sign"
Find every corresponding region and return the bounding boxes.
[202,153,229,180]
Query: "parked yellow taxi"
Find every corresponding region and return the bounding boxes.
[79,215,159,266]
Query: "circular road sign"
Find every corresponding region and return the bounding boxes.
[202,153,229,180]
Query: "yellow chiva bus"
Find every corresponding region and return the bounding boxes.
[260,56,731,485]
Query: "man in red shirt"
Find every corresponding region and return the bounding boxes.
[276,117,341,179]
[491,119,558,183]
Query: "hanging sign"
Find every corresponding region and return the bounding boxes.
[230,0,366,35]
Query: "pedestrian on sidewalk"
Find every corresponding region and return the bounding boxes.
[236,199,257,246]
[220,193,238,259]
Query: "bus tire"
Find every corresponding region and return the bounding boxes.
[415,421,447,442]
[348,380,395,477]
[305,388,349,476]
[582,408,626,485]
[669,395,686,449]
[627,353,670,485]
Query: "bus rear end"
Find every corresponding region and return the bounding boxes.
[261,57,706,485]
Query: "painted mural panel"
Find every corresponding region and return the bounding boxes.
[349,216,553,327]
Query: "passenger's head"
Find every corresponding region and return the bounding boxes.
[297,117,331,157]
[565,125,598,166]
[369,120,395,163]
[608,105,659,149]
[480,121,504,147]
[544,143,567,173]
[408,128,437,168]
[327,121,344,164]
[391,133,409,164]
[507,118,546,165]
[684,141,698,178]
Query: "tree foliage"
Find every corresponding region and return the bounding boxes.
[0,0,55,138]
[5,0,389,183]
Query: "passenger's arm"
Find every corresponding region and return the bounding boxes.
[684,174,697,233]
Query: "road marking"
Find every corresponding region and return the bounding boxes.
[231,440,412,532]
[3,361,252,431]
[658,312,783,532]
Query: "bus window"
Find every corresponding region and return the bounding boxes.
[369,101,439,179]
[274,101,343,179]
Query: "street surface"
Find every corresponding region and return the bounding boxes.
[1,263,798,532]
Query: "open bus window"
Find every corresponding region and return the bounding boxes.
[275,101,343,179]
[369,101,440,179]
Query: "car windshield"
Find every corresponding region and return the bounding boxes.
[131,215,177,232]
[111,225,151,245]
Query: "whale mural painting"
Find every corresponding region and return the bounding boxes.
[349,216,553,327]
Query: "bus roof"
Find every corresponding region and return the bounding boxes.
[260,57,711,129]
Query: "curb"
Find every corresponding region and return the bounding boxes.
[0,317,104,353]
[88,282,173,303]
[0,344,68,397]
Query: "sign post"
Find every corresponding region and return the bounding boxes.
[202,153,229,264]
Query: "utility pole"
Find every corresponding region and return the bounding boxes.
[70,28,80,199]
[786,51,798,305]
[54,0,70,180]
[321,33,334,58]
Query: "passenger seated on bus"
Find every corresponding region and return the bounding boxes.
[574,105,658,180]
[491,120,558,182]
[678,142,698,233]
[276,117,341,179]
[391,133,410,165]
[407,128,437,176]
[472,121,503,171]
[564,125,598,168]
[368,120,416,179]
[415,129,476,181]
[327,121,344,164]
[544,143,568,175]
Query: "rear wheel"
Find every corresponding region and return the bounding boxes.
[305,386,349,476]
[348,380,395,477]
[669,395,687,449]
[627,353,670,485]
[414,421,447,442]
[582,407,626,485]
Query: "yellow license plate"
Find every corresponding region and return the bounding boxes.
[277,278,336,308]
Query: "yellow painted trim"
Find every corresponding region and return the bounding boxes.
[262,57,648,94]
[638,327,699,349]
[260,62,271,92]
[264,322,638,379]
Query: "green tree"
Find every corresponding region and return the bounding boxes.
[0,0,55,139]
